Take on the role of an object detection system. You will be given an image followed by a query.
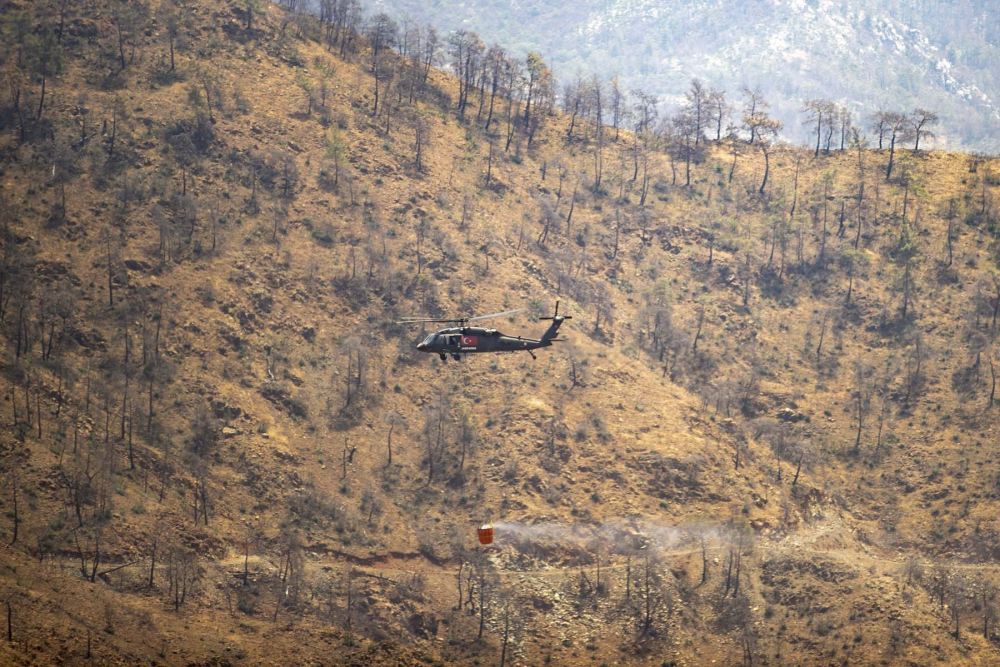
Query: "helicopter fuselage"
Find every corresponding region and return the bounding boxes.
[415,313,567,360]
[403,303,569,361]
[416,326,550,355]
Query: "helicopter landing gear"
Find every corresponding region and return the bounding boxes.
[452,353,462,361]
[439,353,447,362]
[527,350,537,360]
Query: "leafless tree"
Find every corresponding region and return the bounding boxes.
[981,580,998,639]
[878,111,913,179]
[469,549,497,639]
[496,588,524,667]
[628,550,668,640]
[949,572,970,638]
[910,108,938,152]
[851,359,874,455]
[384,411,407,466]
[802,99,835,157]
[710,88,731,141]
[411,110,431,173]
[590,283,615,335]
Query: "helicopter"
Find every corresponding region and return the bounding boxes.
[396,301,571,362]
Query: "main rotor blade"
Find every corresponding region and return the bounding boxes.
[395,318,465,324]
[468,308,525,323]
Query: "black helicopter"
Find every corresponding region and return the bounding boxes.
[397,301,571,361]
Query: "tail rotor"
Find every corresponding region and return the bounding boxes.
[540,301,571,342]
[540,300,572,322]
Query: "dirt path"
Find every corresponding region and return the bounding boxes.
[55,509,997,596]
[333,510,999,585]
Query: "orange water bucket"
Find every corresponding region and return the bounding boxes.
[477,523,494,545]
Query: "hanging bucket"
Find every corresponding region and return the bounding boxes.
[477,523,494,545]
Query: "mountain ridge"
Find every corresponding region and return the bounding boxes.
[372,0,1000,150]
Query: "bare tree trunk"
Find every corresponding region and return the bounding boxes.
[499,602,511,667]
[989,355,996,409]
[477,561,487,639]
[759,145,770,196]
[106,233,114,307]
[9,475,18,545]
[148,537,157,588]
[625,552,631,600]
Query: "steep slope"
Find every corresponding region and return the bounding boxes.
[0,0,999,666]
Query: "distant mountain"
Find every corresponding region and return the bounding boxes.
[370,0,1000,150]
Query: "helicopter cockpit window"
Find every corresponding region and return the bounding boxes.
[421,333,437,347]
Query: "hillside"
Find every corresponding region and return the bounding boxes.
[1,1,1000,666]
[371,0,1000,151]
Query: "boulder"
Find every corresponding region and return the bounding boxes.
[211,400,243,421]
[407,612,439,639]
[777,408,806,423]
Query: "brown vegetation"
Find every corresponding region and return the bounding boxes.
[0,0,999,665]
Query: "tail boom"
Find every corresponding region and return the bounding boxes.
[541,316,566,342]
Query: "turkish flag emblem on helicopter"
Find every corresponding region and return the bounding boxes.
[461,336,478,347]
